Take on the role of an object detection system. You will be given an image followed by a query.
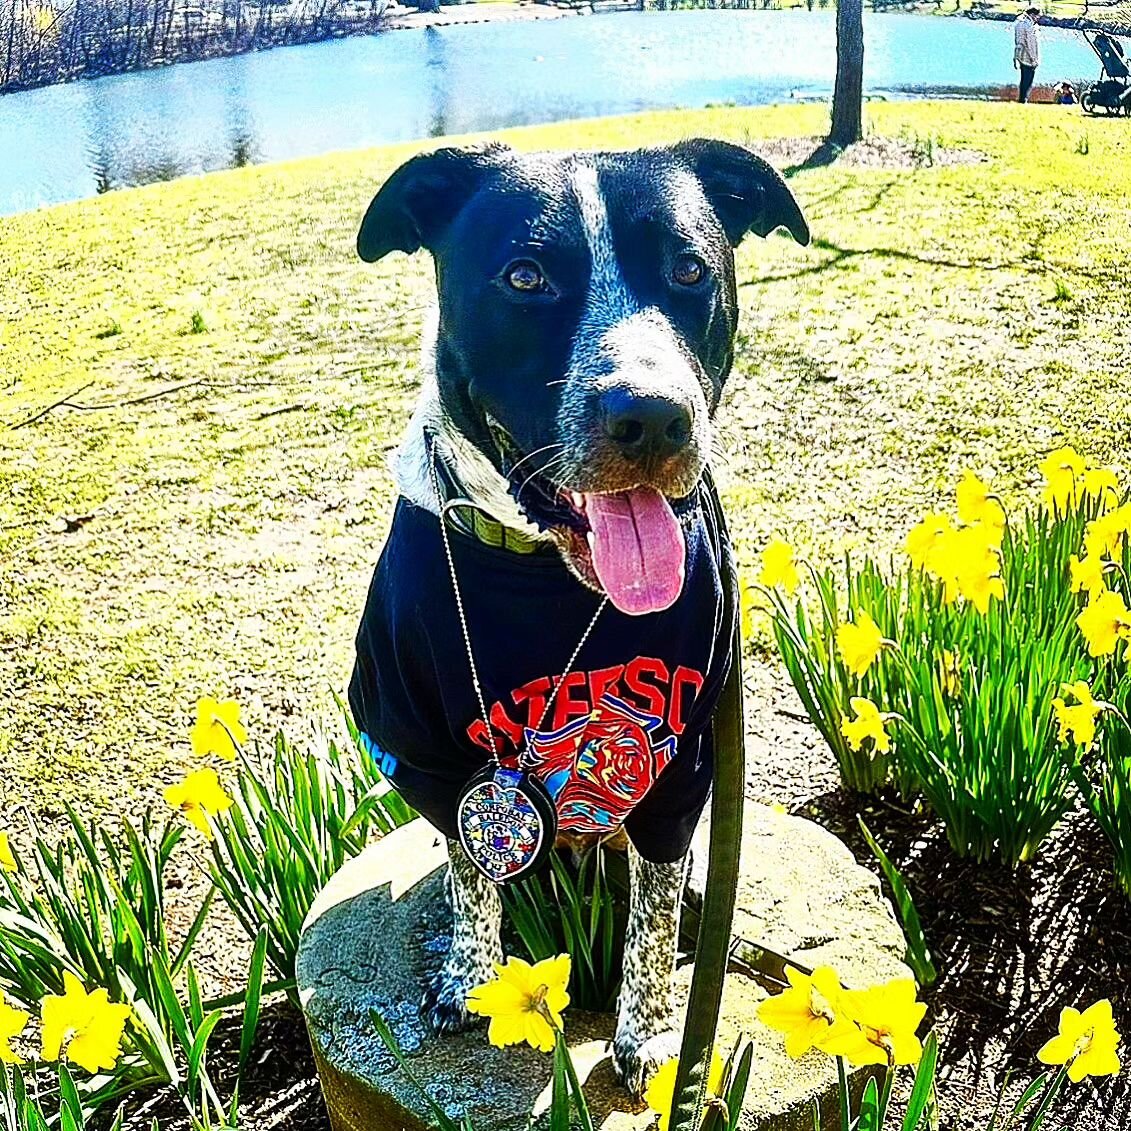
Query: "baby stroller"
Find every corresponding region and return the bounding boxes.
[1081,31,1131,116]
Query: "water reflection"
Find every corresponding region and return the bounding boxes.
[0,11,1117,214]
[426,26,452,139]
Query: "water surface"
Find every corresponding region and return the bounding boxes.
[0,11,1112,214]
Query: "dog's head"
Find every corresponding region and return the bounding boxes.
[358,140,808,614]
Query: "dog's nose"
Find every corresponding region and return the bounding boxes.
[600,389,692,462]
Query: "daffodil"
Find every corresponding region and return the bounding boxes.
[1052,681,1103,748]
[0,990,29,1065]
[466,954,570,1053]
[1069,553,1107,598]
[840,697,892,755]
[757,966,858,1059]
[1040,447,1086,513]
[190,697,247,760]
[926,524,1005,611]
[1037,999,1122,1083]
[644,1051,725,1131]
[162,769,233,839]
[959,566,1006,615]
[836,611,885,678]
[956,470,1005,530]
[0,832,16,873]
[759,539,800,596]
[1080,467,1120,509]
[1084,509,1129,562]
[1076,590,1131,658]
[41,972,132,1074]
[904,513,954,572]
[825,978,927,1067]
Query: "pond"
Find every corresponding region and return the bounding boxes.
[0,10,1115,215]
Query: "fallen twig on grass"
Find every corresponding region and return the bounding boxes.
[9,381,95,429]
[10,378,205,429]
[256,403,307,420]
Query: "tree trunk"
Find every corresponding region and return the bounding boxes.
[829,0,864,148]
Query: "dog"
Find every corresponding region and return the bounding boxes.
[348,139,808,1095]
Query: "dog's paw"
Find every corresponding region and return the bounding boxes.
[420,967,485,1036]
[613,1029,682,1098]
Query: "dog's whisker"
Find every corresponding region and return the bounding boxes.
[516,451,571,501]
[507,442,566,479]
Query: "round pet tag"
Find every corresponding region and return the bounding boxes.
[456,766,557,884]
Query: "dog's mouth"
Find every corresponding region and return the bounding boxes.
[486,417,695,616]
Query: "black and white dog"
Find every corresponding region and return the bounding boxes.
[348,140,808,1095]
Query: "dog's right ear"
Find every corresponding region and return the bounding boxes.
[357,145,507,263]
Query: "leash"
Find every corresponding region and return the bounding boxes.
[669,475,746,1131]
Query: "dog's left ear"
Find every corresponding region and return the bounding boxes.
[357,144,509,263]
[673,138,810,247]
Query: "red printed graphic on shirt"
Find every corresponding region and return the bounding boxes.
[465,656,705,755]
[516,694,677,834]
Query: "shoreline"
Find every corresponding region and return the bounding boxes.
[4,4,1129,99]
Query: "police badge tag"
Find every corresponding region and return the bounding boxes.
[456,766,557,884]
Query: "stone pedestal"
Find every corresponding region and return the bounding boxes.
[296,809,910,1131]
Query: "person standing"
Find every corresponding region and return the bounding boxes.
[1014,7,1042,103]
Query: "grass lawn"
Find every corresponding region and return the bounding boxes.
[2,98,1130,821]
[3,98,1131,1130]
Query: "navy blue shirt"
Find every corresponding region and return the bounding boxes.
[348,482,735,864]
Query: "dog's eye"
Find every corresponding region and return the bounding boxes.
[672,254,707,288]
[504,261,546,293]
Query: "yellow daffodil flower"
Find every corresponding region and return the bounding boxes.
[1080,467,1120,510]
[826,979,928,1067]
[759,539,800,596]
[1037,999,1122,1083]
[836,611,885,678]
[924,523,1005,612]
[1084,509,1128,563]
[757,966,859,1059]
[959,567,1006,616]
[1076,590,1131,658]
[41,972,132,1074]
[162,769,234,839]
[1040,447,1086,513]
[644,1051,725,1131]
[0,832,16,873]
[0,990,29,1065]
[956,470,1005,530]
[1069,553,1107,598]
[904,513,954,572]
[466,954,570,1053]
[191,697,247,760]
[1052,681,1103,748]
[840,698,892,754]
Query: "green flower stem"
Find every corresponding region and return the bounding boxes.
[1026,1063,1069,1131]
[554,1029,594,1131]
[878,1065,895,1129]
[837,1057,851,1131]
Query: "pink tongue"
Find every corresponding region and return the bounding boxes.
[585,488,687,616]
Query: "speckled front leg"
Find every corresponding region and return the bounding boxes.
[613,842,687,1097]
[420,838,503,1035]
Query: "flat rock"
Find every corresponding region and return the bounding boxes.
[297,808,910,1131]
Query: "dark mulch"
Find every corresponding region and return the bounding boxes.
[744,661,1131,1130]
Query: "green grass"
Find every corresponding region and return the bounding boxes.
[2,100,1130,817]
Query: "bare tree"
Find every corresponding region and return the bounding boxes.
[829,0,864,148]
